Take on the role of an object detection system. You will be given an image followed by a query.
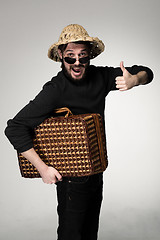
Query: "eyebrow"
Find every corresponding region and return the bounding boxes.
[66,49,88,52]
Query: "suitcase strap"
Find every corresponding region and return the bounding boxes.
[54,107,73,117]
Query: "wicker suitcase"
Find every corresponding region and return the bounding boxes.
[18,107,108,178]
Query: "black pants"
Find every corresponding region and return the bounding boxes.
[56,173,103,240]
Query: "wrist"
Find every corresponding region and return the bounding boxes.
[135,71,148,85]
[38,163,48,175]
[134,74,139,86]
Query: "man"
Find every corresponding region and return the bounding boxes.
[5,24,153,240]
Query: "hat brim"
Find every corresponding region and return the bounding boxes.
[48,37,105,62]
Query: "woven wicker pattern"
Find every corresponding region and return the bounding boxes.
[18,111,108,178]
[48,24,105,62]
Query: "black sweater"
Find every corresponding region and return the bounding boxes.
[5,65,153,153]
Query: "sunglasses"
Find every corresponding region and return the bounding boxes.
[64,56,90,64]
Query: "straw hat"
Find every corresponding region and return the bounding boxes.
[48,24,105,62]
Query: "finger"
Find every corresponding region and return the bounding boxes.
[116,84,126,88]
[120,61,125,73]
[115,76,124,81]
[54,169,62,181]
[116,80,125,84]
[50,176,57,184]
[119,87,128,91]
[116,84,126,89]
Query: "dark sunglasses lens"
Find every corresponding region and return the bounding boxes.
[64,56,90,64]
[79,56,90,64]
[64,57,76,64]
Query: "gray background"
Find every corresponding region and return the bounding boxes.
[1,0,160,239]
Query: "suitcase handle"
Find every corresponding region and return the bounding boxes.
[54,107,73,117]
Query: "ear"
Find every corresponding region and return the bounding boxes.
[58,49,62,60]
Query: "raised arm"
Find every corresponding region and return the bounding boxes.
[116,61,150,91]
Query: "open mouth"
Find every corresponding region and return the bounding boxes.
[72,68,81,73]
[71,67,82,76]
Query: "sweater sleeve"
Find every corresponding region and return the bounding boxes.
[5,78,63,153]
[103,65,154,95]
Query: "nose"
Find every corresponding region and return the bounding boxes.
[74,57,80,65]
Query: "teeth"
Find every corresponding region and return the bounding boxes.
[73,68,80,73]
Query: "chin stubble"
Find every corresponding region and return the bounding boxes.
[61,61,90,83]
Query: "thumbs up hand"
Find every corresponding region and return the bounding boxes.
[116,61,138,91]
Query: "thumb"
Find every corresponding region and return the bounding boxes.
[120,61,125,73]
